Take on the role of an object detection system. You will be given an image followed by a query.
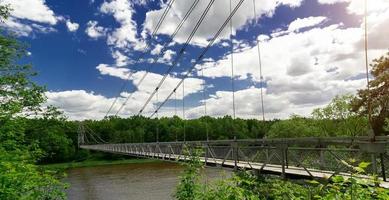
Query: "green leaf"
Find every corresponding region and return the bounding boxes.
[331,176,344,183]
[358,161,370,169]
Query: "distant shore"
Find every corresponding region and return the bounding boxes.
[42,158,162,170]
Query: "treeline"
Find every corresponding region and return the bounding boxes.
[20,87,389,165]
[18,116,274,164]
[20,94,383,165]
[84,116,274,143]
[11,50,389,166]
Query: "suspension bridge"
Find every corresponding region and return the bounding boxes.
[79,0,386,187]
[79,134,389,188]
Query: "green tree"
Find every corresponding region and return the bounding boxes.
[352,52,389,136]
[312,95,368,136]
[0,4,66,199]
[175,148,203,200]
[267,115,321,138]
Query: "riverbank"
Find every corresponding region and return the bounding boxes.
[43,158,162,170]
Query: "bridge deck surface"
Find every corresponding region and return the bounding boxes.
[81,146,389,188]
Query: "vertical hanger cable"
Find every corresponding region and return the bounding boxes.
[253,0,265,122]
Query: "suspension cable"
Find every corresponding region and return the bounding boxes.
[174,90,177,116]
[182,79,186,142]
[230,0,236,120]
[174,89,177,141]
[253,0,265,121]
[105,0,176,118]
[85,125,107,143]
[114,0,201,116]
[201,58,209,141]
[149,0,246,118]
[137,0,216,116]
[229,0,236,140]
[156,90,159,142]
[364,0,372,140]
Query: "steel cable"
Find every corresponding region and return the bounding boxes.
[114,0,201,116]
[253,0,265,121]
[137,0,216,116]
[104,0,176,117]
[230,0,236,120]
[149,0,246,118]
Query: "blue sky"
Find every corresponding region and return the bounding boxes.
[3,0,389,120]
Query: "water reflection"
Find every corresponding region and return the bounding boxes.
[65,161,228,200]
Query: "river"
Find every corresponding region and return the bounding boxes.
[64,161,228,200]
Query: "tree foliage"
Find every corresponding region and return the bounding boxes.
[267,115,321,138]
[175,153,389,199]
[352,51,389,135]
[0,4,66,199]
[312,95,368,137]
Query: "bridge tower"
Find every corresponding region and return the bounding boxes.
[77,123,86,146]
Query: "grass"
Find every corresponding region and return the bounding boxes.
[42,158,162,170]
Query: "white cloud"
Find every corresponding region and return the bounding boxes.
[45,90,117,120]
[53,0,389,120]
[4,0,58,25]
[96,64,131,80]
[151,44,163,55]
[85,20,108,39]
[1,17,33,36]
[192,3,389,119]
[46,69,205,119]
[112,50,129,67]
[143,0,303,46]
[317,0,350,4]
[157,49,176,64]
[96,64,204,101]
[288,16,327,32]
[100,0,146,51]
[1,0,59,36]
[318,0,389,17]
[66,19,79,32]
[186,87,287,119]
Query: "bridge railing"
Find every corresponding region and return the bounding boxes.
[81,136,389,181]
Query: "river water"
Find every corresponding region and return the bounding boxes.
[64,161,228,200]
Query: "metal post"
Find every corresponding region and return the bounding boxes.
[233,136,238,171]
[320,145,326,170]
[205,142,208,166]
[380,153,386,182]
[372,153,378,175]
[281,144,286,179]
[285,147,288,169]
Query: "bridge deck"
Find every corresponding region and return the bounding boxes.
[81,141,389,188]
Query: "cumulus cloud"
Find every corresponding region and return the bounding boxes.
[191,1,389,119]
[66,19,79,32]
[96,64,131,80]
[3,0,58,25]
[112,50,129,67]
[45,90,117,120]
[143,0,303,46]
[317,0,350,4]
[85,20,108,39]
[151,44,163,55]
[50,0,389,120]
[99,0,146,51]
[156,49,176,64]
[288,16,327,32]
[96,64,204,101]
[46,70,205,119]
[1,0,59,36]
